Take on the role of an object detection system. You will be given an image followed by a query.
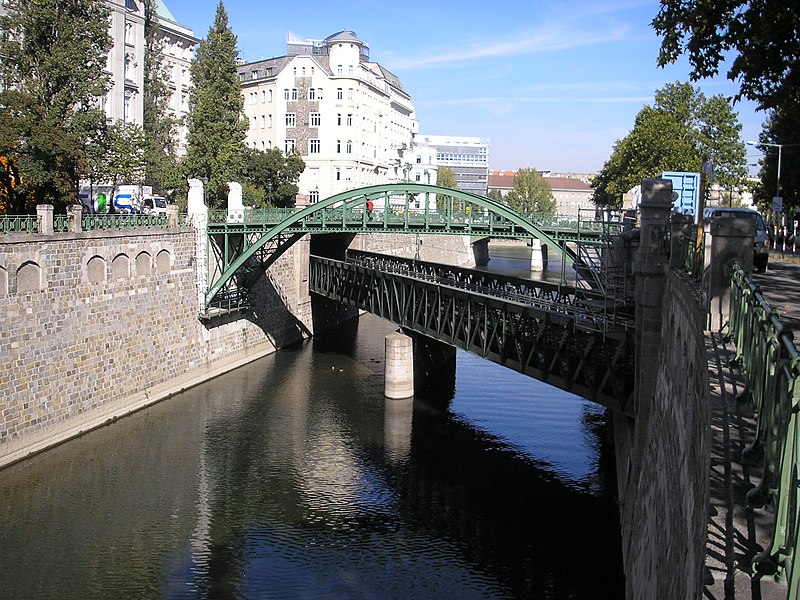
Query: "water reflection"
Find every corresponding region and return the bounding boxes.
[0,311,622,599]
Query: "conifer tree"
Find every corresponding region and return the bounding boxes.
[184,1,247,208]
[0,0,111,212]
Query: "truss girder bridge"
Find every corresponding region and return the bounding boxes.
[202,183,611,316]
[309,251,635,415]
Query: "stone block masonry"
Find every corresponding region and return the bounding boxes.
[0,227,312,468]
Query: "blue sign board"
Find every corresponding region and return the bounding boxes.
[662,171,701,223]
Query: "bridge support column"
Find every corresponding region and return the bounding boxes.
[530,238,544,272]
[385,331,414,399]
[472,238,490,267]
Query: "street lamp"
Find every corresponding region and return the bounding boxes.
[747,140,783,206]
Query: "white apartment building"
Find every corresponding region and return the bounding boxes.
[105,0,197,156]
[418,135,490,196]
[238,31,419,205]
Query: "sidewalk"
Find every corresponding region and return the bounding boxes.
[704,332,786,599]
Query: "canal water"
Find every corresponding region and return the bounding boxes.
[0,243,624,599]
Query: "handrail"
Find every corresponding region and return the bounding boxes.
[727,262,800,589]
[0,214,39,234]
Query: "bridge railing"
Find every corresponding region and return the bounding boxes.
[727,262,800,589]
[0,214,40,234]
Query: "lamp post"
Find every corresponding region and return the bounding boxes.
[747,140,783,209]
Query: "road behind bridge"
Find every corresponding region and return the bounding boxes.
[753,256,800,334]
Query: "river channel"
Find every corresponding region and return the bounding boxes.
[0,242,624,599]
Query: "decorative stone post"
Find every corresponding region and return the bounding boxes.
[187,179,208,314]
[166,204,179,229]
[706,217,755,331]
[385,331,414,399]
[227,181,244,223]
[36,204,54,235]
[66,204,82,233]
[633,178,673,416]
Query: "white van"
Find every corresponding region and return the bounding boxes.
[703,207,770,272]
[140,195,168,216]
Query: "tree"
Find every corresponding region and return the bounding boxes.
[592,82,746,208]
[94,122,147,212]
[0,0,111,213]
[653,1,800,112]
[436,166,459,211]
[752,108,800,213]
[142,0,180,196]
[505,168,556,214]
[244,148,305,208]
[184,1,248,208]
[487,189,505,202]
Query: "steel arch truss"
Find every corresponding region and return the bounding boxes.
[204,183,592,310]
[309,255,634,414]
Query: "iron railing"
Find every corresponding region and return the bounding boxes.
[727,262,800,593]
[0,214,39,234]
[82,213,168,230]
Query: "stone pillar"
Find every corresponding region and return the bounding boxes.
[385,331,414,399]
[36,204,53,235]
[472,238,490,266]
[227,181,244,223]
[187,179,208,313]
[633,178,673,415]
[530,237,543,271]
[167,204,179,229]
[706,217,755,331]
[669,213,694,269]
[66,204,82,233]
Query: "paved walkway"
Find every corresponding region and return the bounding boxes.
[704,332,786,599]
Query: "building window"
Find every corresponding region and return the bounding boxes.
[261,90,267,103]
[308,88,316,100]
[347,88,353,100]
[268,114,272,127]
[309,190,319,203]
[337,113,342,126]
[284,88,290,100]
[124,21,134,45]
[291,88,298,100]
[336,140,341,154]
[317,88,323,99]
[346,114,353,126]
[285,113,296,127]
[348,64,353,74]
[336,168,341,181]
[123,93,132,122]
[417,156,422,164]
[252,116,257,128]
[310,139,320,154]
[310,113,321,127]
[337,64,342,75]
[302,67,306,76]
[416,174,421,182]
[285,139,295,153]
[336,88,343,100]
[311,67,315,76]
[261,115,266,128]
[293,67,297,76]
[346,140,352,153]
[251,70,258,80]
[268,90,273,102]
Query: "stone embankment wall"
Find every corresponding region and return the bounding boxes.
[0,227,311,468]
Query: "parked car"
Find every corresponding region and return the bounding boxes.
[703,206,770,272]
[140,195,168,216]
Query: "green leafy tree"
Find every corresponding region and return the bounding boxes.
[142,0,179,196]
[0,0,111,213]
[653,1,800,112]
[592,82,746,207]
[505,168,556,214]
[244,148,305,208]
[436,166,459,211]
[752,109,800,213]
[184,1,248,208]
[487,189,505,202]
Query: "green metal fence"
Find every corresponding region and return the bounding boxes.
[727,263,800,593]
[0,214,39,234]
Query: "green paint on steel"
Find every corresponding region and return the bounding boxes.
[205,183,575,305]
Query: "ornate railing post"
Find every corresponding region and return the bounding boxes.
[633,178,673,415]
[66,204,82,233]
[706,216,755,331]
[36,204,53,235]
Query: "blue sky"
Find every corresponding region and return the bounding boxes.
[163,0,767,174]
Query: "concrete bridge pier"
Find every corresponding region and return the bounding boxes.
[530,238,547,272]
[472,238,490,267]
[385,331,414,399]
